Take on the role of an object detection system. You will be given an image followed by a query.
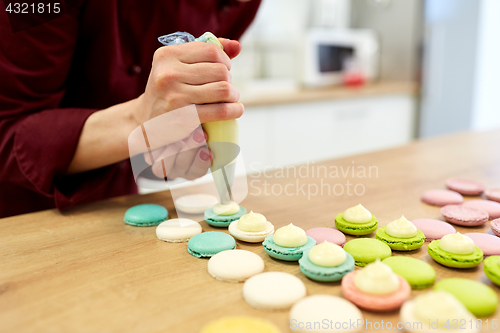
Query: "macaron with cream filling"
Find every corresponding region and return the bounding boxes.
[335,204,378,236]
[299,241,355,282]
[341,259,411,312]
[228,211,274,242]
[262,223,316,261]
[376,216,425,251]
[204,201,247,227]
[428,232,483,268]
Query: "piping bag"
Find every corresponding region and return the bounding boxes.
[158,32,239,206]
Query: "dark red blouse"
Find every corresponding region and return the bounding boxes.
[0,0,261,217]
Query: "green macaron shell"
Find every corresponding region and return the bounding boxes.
[434,278,498,317]
[376,227,425,251]
[428,240,483,268]
[382,256,436,289]
[343,238,392,266]
[124,204,168,227]
[204,206,247,227]
[484,255,500,287]
[334,213,378,236]
[262,235,316,261]
[299,251,355,282]
[187,232,236,258]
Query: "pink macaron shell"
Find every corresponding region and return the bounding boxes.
[445,178,485,196]
[305,227,346,246]
[491,219,500,238]
[421,189,464,206]
[485,188,500,203]
[341,271,411,312]
[463,233,500,256]
[411,218,456,241]
[463,200,500,219]
[440,204,488,227]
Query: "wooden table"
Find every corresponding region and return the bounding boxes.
[1,129,499,333]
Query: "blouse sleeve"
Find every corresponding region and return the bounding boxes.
[0,4,135,212]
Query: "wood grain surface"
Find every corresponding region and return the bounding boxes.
[1,129,499,333]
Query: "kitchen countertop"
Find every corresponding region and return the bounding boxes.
[239,81,419,107]
[1,129,499,332]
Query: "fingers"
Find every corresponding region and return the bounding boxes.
[180,62,231,85]
[196,102,244,123]
[151,142,183,178]
[173,43,232,70]
[218,38,242,59]
[167,127,207,175]
[183,147,212,180]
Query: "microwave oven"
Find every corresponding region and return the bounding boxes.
[302,29,379,87]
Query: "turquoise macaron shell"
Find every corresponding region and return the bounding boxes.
[204,207,247,227]
[187,232,236,258]
[124,204,168,226]
[262,235,316,261]
[299,251,355,282]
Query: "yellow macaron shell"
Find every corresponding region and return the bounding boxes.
[201,315,280,333]
[385,215,418,238]
[354,259,400,295]
[343,204,372,223]
[237,211,267,232]
[439,232,475,255]
[213,201,240,216]
[413,291,476,329]
[273,223,307,247]
[308,241,346,267]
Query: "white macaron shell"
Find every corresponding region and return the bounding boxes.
[156,218,202,242]
[208,249,264,282]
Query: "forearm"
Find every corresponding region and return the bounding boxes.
[67,97,142,175]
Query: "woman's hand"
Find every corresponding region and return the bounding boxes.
[134,38,244,126]
[144,126,212,180]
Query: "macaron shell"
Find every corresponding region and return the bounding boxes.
[201,316,280,333]
[299,251,355,282]
[207,250,264,282]
[187,232,236,258]
[341,271,411,312]
[156,218,202,242]
[483,255,500,287]
[243,272,306,310]
[343,238,392,266]
[400,300,479,333]
[427,240,483,268]
[174,194,218,214]
[440,204,488,226]
[375,227,425,251]
[204,206,247,227]
[485,188,500,203]
[434,278,498,317]
[421,189,463,206]
[335,213,378,236]
[124,204,168,227]
[410,218,456,241]
[262,235,316,261]
[228,220,274,243]
[491,218,500,237]
[382,256,436,289]
[305,227,346,246]
[445,178,486,195]
[463,233,500,256]
[290,295,363,333]
[463,199,500,219]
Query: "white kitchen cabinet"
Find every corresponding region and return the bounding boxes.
[239,94,416,174]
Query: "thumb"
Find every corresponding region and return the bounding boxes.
[218,38,242,59]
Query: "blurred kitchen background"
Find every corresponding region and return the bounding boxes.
[232,0,500,172]
[139,0,500,191]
